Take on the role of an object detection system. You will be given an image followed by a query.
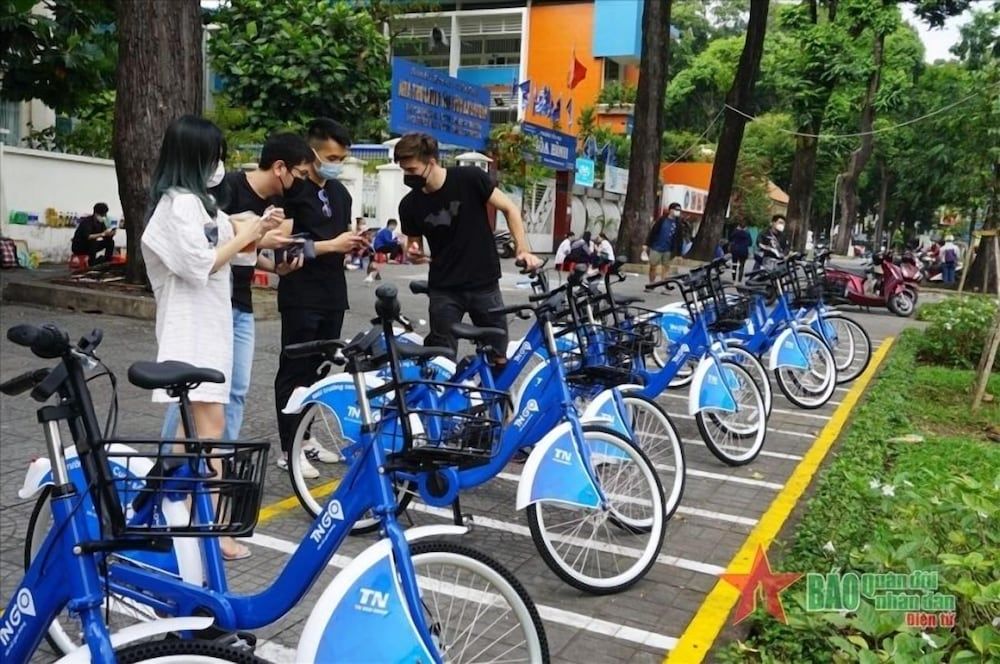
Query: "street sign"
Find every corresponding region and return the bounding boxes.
[522,122,576,170]
[575,158,595,187]
[390,58,491,150]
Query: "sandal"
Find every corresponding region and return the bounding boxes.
[221,542,252,561]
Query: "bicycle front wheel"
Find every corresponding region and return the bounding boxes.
[822,315,871,383]
[289,403,413,533]
[115,639,266,663]
[411,541,549,663]
[696,360,767,466]
[773,329,838,409]
[526,425,666,595]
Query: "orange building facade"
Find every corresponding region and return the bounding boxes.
[391,1,643,141]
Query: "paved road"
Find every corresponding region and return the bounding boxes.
[0,261,919,663]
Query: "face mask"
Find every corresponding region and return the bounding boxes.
[316,161,342,180]
[671,210,681,218]
[284,175,307,198]
[404,173,426,189]
[775,223,786,233]
[207,161,225,188]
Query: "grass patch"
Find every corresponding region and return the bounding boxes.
[716,330,1000,664]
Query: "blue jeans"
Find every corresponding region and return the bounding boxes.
[161,308,255,440]
[942,262,956,284]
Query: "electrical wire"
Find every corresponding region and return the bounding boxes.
[663,107,726,169]
[723,86,995,139]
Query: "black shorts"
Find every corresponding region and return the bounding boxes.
[426,285,509,354]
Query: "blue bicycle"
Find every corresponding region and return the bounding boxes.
[3,324,267,664]
[14,291,549,662]
[284,274,667,595]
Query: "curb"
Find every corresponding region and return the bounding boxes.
[664,337,897,663]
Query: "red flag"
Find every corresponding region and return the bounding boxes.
[568,49,587,90]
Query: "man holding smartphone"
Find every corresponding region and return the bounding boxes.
[271,118,368,476]
[161,132,314,446]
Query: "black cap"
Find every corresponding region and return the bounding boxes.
[668,202,682,211]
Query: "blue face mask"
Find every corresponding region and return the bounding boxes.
[317,161,343,180]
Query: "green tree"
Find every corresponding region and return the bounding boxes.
[0,0,117,114]
[209,0,391,140]
[619,0,673,263]
[690,0,770,260]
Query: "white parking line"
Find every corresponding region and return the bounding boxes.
[769,408,833,420]
[247,532,679,651]
[409,502,726,576]
[669,412,817,439]
[493,471,760,525]
[656,465,784,491]
[677,438,803,461]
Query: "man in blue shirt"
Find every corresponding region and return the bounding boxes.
[373,218,403,261]
[643,202,681,286]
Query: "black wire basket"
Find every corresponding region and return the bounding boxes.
[100,439,269,538]
[790,261,826,307]
[377,381,511,469]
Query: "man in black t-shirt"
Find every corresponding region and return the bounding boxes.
[272,118,368,474]
[71,202,115,264]
[160,132,314,445]
[395,132,540,356]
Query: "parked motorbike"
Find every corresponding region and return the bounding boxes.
[495,229,516,259]
[821,251,918,317]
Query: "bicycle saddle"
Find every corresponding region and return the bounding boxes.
[451,322,504,343]
[128,361,224,391]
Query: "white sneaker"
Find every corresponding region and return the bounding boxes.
[364,273,375,283]
[303,441,343,464]
[276,452,320,479]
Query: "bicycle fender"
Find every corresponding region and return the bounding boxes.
[515,422,602,511]
[655,310,692,345]
[768,328,810,371]
[55,617,215,664]
[296,526,465,664]
[18,456,52,500]
[689,357,738,415]
[580,389,632,445]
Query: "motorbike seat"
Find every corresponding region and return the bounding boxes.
[830,264,869,278]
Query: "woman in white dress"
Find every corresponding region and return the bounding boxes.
[142,115,263,561]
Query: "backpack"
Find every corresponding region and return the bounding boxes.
[943,247,957,263]
[0,237,19,269]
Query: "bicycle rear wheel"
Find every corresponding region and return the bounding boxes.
[526,425,666,595]
[411,541,549,663]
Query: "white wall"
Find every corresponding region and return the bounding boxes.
[1,146,125,261]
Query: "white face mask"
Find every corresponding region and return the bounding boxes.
[775,223,786,233]
[207,161,225,188]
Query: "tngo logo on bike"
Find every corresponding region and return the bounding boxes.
[553,448,572,465]
[513,399,539,430]
[0,589,36,647]
[356,587,391,616]
[309,499,345,545]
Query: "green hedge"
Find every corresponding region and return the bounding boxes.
[915,297,999,371]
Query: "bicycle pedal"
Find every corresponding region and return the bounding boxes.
[462,513,475,530]
[215,631,258,652]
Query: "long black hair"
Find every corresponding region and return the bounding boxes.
[148,115,227,219]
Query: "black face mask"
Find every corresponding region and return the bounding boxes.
[403,173,426,190]
[284,175,307,198]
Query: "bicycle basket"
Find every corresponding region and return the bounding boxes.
[555,320,646,387]
[101,439,269,538]
[377,381,511,470]
[707,294,751,333]
[791,263,824,307]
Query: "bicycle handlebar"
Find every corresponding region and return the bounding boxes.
[8,323,71,359]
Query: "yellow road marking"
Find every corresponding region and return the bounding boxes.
[257,480,339,525]
[666,337,896,663]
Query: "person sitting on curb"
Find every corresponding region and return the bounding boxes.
[71,202,116,265]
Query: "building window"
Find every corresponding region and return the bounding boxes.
[459,36,520,67]
[603,59,621,85]
[0,101,20,145]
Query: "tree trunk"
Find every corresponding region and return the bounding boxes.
[786,130,821,251]
[114,0,204,284]
[873,159,891,250]
[618,0,672,263]
[690,0,769,260]
[963,161,1000,294]
[834,31,885,255]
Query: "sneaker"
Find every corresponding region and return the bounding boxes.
[276,452,319,479]
[303,441,343,464]
[364,273,375,283]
